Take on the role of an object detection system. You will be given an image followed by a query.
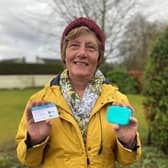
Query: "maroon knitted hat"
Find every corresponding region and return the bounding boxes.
[61,17,105,51]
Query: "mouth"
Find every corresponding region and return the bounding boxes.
[73,61,89,66]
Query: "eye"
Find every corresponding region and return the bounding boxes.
[68,42,80,49]
[87,44,98,52]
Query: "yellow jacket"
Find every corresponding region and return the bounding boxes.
[16,78,141,168]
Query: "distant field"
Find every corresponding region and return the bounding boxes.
[0,89,148,148]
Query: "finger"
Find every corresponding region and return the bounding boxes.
[112,102,122,106]
[45,119,52,127]
[112,124,120,131]
[32,101,38,106]
[26,101,39,122]
[26,105,34,123]
[129,117,138,129]
[126,105,135,113]
[130,117,138,124]
[36,100,50,106]
[43,100,49,104]
[35,101,44,106]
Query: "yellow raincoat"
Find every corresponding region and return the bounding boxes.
[16,77,141,168]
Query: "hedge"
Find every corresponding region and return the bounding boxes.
[0,63,64,75]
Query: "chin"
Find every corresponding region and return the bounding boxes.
[74,73,88,77]
[72,71,92,79]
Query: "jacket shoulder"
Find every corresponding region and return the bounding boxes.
[102,83,129,104]
[50,74,60,86]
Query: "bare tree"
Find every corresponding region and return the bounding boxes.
[120,13,163,70]
[9,0,168,64]
[30,0,140,61]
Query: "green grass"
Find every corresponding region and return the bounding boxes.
[127,94,148,144]
[0,88,40,147]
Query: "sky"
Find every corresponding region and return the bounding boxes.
[0,0,60,62]
[0,0,168,63]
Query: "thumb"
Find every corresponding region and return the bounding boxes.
[45,120,52,127]
[112,124,120,131]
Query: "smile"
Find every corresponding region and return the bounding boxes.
[73,61,89,66]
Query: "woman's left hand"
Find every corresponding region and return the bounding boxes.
[112,103,138,145]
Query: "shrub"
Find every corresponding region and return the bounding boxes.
[105,70,139,94]
[143,28,168,154]
[117,146,168,168]
[99,62,114,74]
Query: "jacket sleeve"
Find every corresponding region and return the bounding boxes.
[16,95,49,167]
[114,91,142,165]
[115,132,142,165]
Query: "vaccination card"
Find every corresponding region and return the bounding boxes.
[31,103,59,122]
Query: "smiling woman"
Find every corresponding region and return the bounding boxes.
[16,17,141,168]
[64,27,100,91]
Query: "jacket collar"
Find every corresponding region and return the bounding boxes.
[46,75,118,117]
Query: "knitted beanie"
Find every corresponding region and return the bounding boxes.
[61,17,105,51]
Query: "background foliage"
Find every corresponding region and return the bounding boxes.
[143,28,168,154]
[105,70,139,94]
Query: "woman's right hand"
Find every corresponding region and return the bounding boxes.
[26,101,52,146]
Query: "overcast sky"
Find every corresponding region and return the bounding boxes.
[0,0,168,62]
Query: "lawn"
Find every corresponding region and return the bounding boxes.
[127,94,148,144]
[0,88,40,147]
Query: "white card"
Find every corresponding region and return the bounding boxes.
[31,103,59,122]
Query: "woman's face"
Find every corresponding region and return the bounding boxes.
[65,33,99,81]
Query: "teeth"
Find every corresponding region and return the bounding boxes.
[74,61,88,65]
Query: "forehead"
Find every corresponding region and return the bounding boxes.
[69,33,98,43]
[67,30,99,47]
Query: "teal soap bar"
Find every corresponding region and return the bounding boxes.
[106,105,132,125]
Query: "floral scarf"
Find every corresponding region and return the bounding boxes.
[60,69,105,142]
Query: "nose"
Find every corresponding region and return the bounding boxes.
[77,45,87,58]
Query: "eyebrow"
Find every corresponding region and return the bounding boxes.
[69,39,98,46]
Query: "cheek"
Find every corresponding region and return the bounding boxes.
[66,47,76,57]
[90,55,99,66]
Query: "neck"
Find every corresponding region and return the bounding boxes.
[70,76,90,97]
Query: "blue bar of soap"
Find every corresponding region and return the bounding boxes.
[106,105,132,125]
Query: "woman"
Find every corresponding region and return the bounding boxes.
[16,17,141,168]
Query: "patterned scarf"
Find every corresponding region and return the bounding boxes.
[60,69,105,142]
